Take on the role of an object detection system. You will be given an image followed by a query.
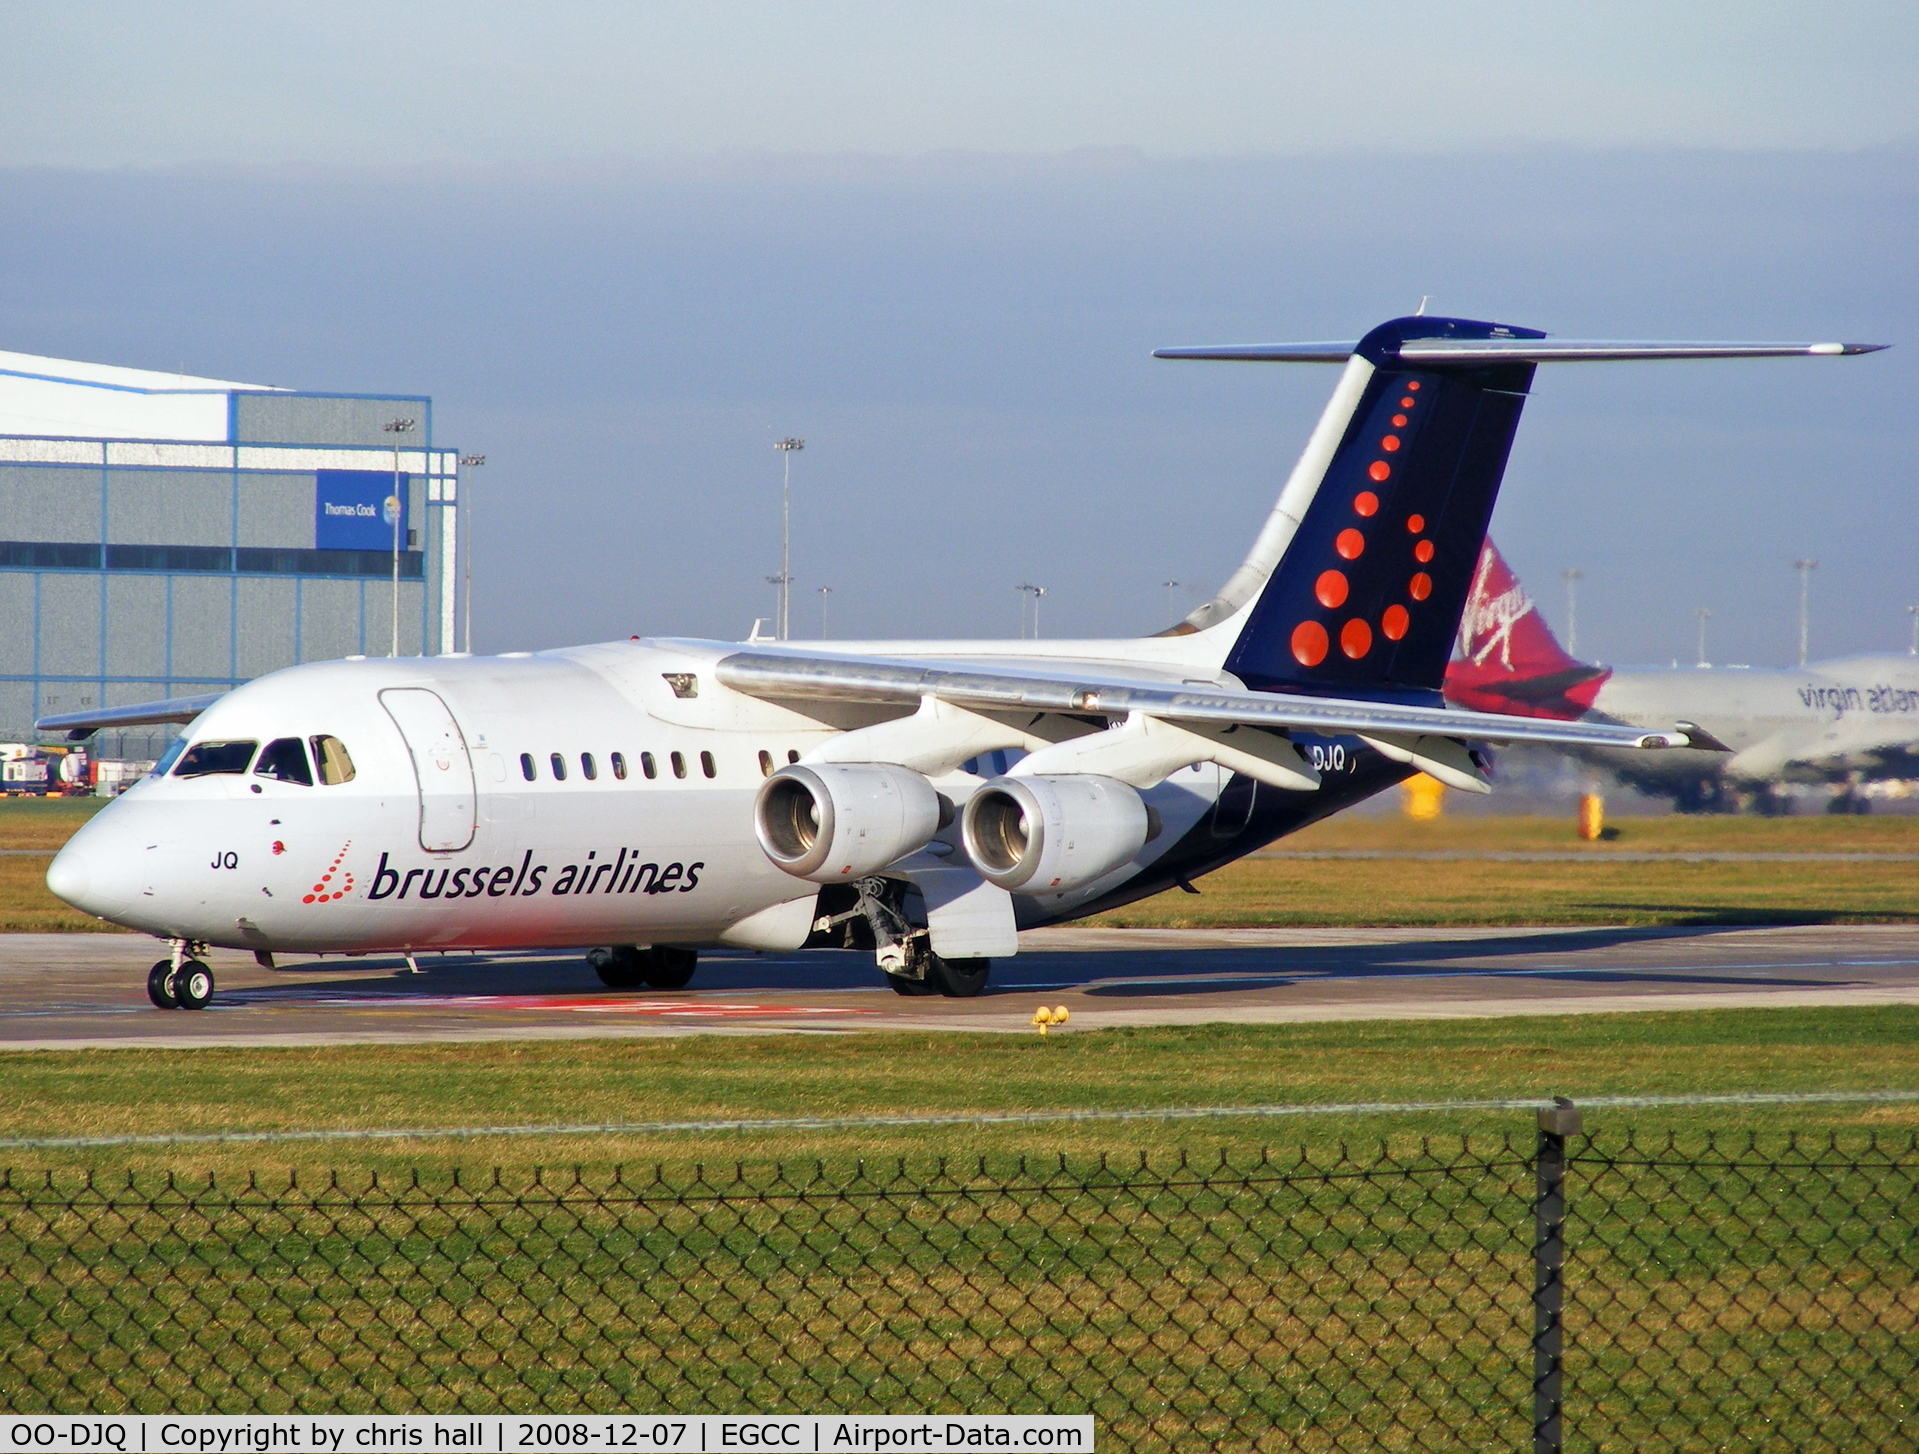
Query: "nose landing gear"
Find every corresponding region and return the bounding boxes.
[147,940,215,1010]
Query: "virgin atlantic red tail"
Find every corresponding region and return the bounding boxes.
[1443,540,1611,719]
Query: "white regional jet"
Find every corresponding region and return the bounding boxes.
[40,316,1881,1009]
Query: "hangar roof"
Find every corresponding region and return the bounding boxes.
[0,348,286,443]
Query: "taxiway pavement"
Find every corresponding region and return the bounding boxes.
[2,923,1917,1050]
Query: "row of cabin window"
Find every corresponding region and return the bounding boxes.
[520,749,711,783]
[518,747,808,783]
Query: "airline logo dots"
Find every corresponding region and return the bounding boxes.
[1290,377,1440,667]
[302,842,356,905]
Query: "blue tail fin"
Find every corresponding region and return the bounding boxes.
[1223,315,1542,701]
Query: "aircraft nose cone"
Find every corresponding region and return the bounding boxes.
[45,843,92,907]
[47,838,129,919]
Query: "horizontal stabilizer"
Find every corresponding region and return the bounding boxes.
[36,693,224,739]
[1156,338,1887,364]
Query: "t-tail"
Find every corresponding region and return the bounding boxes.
[1442,538,1610,720]
[1155,316,1883,705]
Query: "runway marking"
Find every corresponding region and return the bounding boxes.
[1,1088,1912,1151]
[219,990,868,1017]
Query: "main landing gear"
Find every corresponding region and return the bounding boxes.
[148,940,214,1010]
[588,945,698,990]
[810,878,992,999]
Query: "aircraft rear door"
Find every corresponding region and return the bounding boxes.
[379,688,478,852]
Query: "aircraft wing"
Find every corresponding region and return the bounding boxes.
[35,693,225,740]
[715,649,1698,752]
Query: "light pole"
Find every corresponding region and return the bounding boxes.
[773,437,804,640]
[1793,559,1818,666]
[817,586,832,639]
[1163,579,1181,624]
[1694,607,1711,667]
[1561,568,1584,657]
[1017,583,1047,639]
[383,418,416,657]
[1908,605,1918,656]
[459,454,484,653]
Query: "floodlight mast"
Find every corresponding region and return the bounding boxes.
[774,438,804,640]
[459,455,485,653]
[1794,559,1818,666]
[383,418,416,657]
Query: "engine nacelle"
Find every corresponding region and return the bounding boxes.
[961,773,1154,895]
[754,763,944,882]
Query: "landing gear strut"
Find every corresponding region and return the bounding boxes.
[587,945,699,990]
[148,939,214,1010]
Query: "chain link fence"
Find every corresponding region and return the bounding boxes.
[0,1127,1912,1450]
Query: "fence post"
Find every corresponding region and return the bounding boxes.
[1533,1097,1582,1454]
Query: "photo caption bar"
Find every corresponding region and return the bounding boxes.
[1,1416,1094,1454]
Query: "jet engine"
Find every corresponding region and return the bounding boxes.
[754,763,945,882]
[961,774,1157,895]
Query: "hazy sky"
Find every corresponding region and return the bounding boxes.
[2,6,1915,668]
[7,2,1916,163]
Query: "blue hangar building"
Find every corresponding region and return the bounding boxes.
[0,349,466,756]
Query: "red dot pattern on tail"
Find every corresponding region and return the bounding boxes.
[1291,620,1329,667]
[1381,604,1410,640]
[1315,570,1349,609]
[1340,618,1373,659]
[1410,572,1433,601]
[1415,539,1435,563]
[1353,491,1378,517]
[1336,528,1365,560]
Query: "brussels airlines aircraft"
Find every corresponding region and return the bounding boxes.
[1447,538,1919,811]
[40,316,1881,1009]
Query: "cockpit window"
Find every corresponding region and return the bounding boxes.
[310,735,356,786]
[255,738,314,786]
[173,740,258,778]
[150,736,189,778]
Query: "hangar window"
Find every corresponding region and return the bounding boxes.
[519,753,536,781]
[550,752,568,781]
[640,751,658,780]
[254,738,313,786]
[580,752,598,781]
[310,736,356,785]
[758,750,774,777]
[670,751,687,780]
[700,751,716,779]
[173,740,257,778]
[611,752,628,780]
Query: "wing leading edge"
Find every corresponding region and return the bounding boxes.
[714,649,1697,752]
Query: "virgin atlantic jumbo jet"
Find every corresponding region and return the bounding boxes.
[40,316,1880,1009]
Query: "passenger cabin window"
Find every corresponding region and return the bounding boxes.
[670,751,687,780]
[787,749,801,764]
[255,738,313,786]
[610,752,628,780]
[520,753,536,781]
[173,740,258,778]
[310,735,355,785]
[550,752,567,781]
[580,752,598,781]
[641,751,658,780]
[700,750,716,779]
[758,750,774,777]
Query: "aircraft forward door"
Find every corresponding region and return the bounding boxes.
[379,688,478,852]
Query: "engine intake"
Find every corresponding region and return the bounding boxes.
[962,773,1156,895]
[755,763,943,882]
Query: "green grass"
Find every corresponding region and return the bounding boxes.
[5,1007,1917,1178]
